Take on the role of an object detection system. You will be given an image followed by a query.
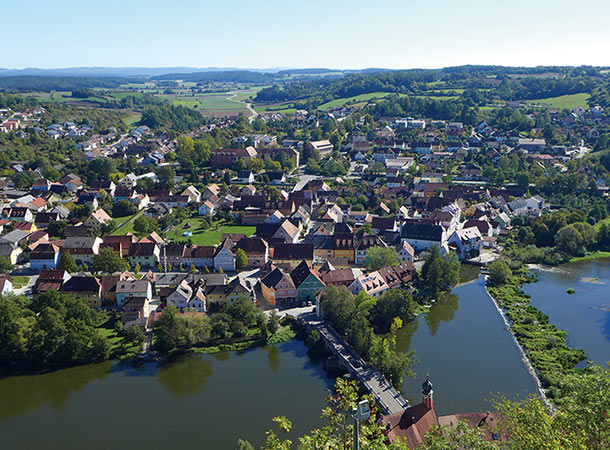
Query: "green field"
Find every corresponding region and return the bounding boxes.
[570,251,610,263]
[166,218,255,246]
[160,91,252,116]
[428,88,466,94]
[318,92,395,110]
[123,112,141,127]
[530,93,590,109]
[254,103,297,115]
[109,91,146,100]
[50,92,108,104]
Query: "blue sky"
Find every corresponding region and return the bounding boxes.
[5,0,610,69]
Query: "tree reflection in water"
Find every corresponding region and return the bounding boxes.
[157,355,214,397]
[265,345,280,372]
[0,361,113,420]
[424,293,459,336]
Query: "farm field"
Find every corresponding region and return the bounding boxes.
[412,95,460,101]
[49,92,108,104]
[530,93,590,109]
[166,218,255,246]
[428,88,466,94]
[159,90,257,116]
[318,92,395,110]
[254,104,297,115]
[108,91,146,100]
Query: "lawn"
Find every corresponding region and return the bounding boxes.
[530,93,590,109]
[98,324,141,359]
[11,276,30,289]
[111,212,143,236]
[166,218,255,246]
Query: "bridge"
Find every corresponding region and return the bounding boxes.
[302,315,409,415]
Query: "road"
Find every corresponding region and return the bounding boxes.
[226,92,258,122]
[142,327,153,354]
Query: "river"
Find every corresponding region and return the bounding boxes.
[397,272,538,415]
[0,271,540,449]
[524,259,610,365]
[0,340,332,450]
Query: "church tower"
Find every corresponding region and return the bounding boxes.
[422,374,434,410]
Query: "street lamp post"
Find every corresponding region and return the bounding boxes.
[351,400,370,450]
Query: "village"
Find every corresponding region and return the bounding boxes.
[2,82,610,447]
[0,98,575,329]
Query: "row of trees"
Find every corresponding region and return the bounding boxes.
[0,292,110,371]
[320,285,416,387]
[154,299,280,353]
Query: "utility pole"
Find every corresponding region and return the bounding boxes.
[351,400,370,450]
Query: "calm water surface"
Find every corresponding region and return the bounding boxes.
[523,259,610,365]
[398,274,538,414]
[0,340,332,450]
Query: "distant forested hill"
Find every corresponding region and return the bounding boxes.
[153,70,279,84]
[254,66,607,106]
[0,76,139,92]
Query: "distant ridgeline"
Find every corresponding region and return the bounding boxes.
[0,76,143,93]
[254,65,606,108]
[152,70,279,84]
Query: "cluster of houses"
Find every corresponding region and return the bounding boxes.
[0,107,45,135]
[0,99,589,333]
[0,127,551,325]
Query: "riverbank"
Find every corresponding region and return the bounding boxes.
[485,269,586,403]
[193,324,296,355]
[569,251,610,263]
[483,281,552,409]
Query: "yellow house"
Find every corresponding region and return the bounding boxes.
[205,285,227,309]
[333,235,355,262]
[205,278,253,308]
[272,243,314,270]
[313,247,333,260]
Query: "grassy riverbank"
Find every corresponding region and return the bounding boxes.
[569,251,610,263]
[193,324,296,354]
[487,268,586,402]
